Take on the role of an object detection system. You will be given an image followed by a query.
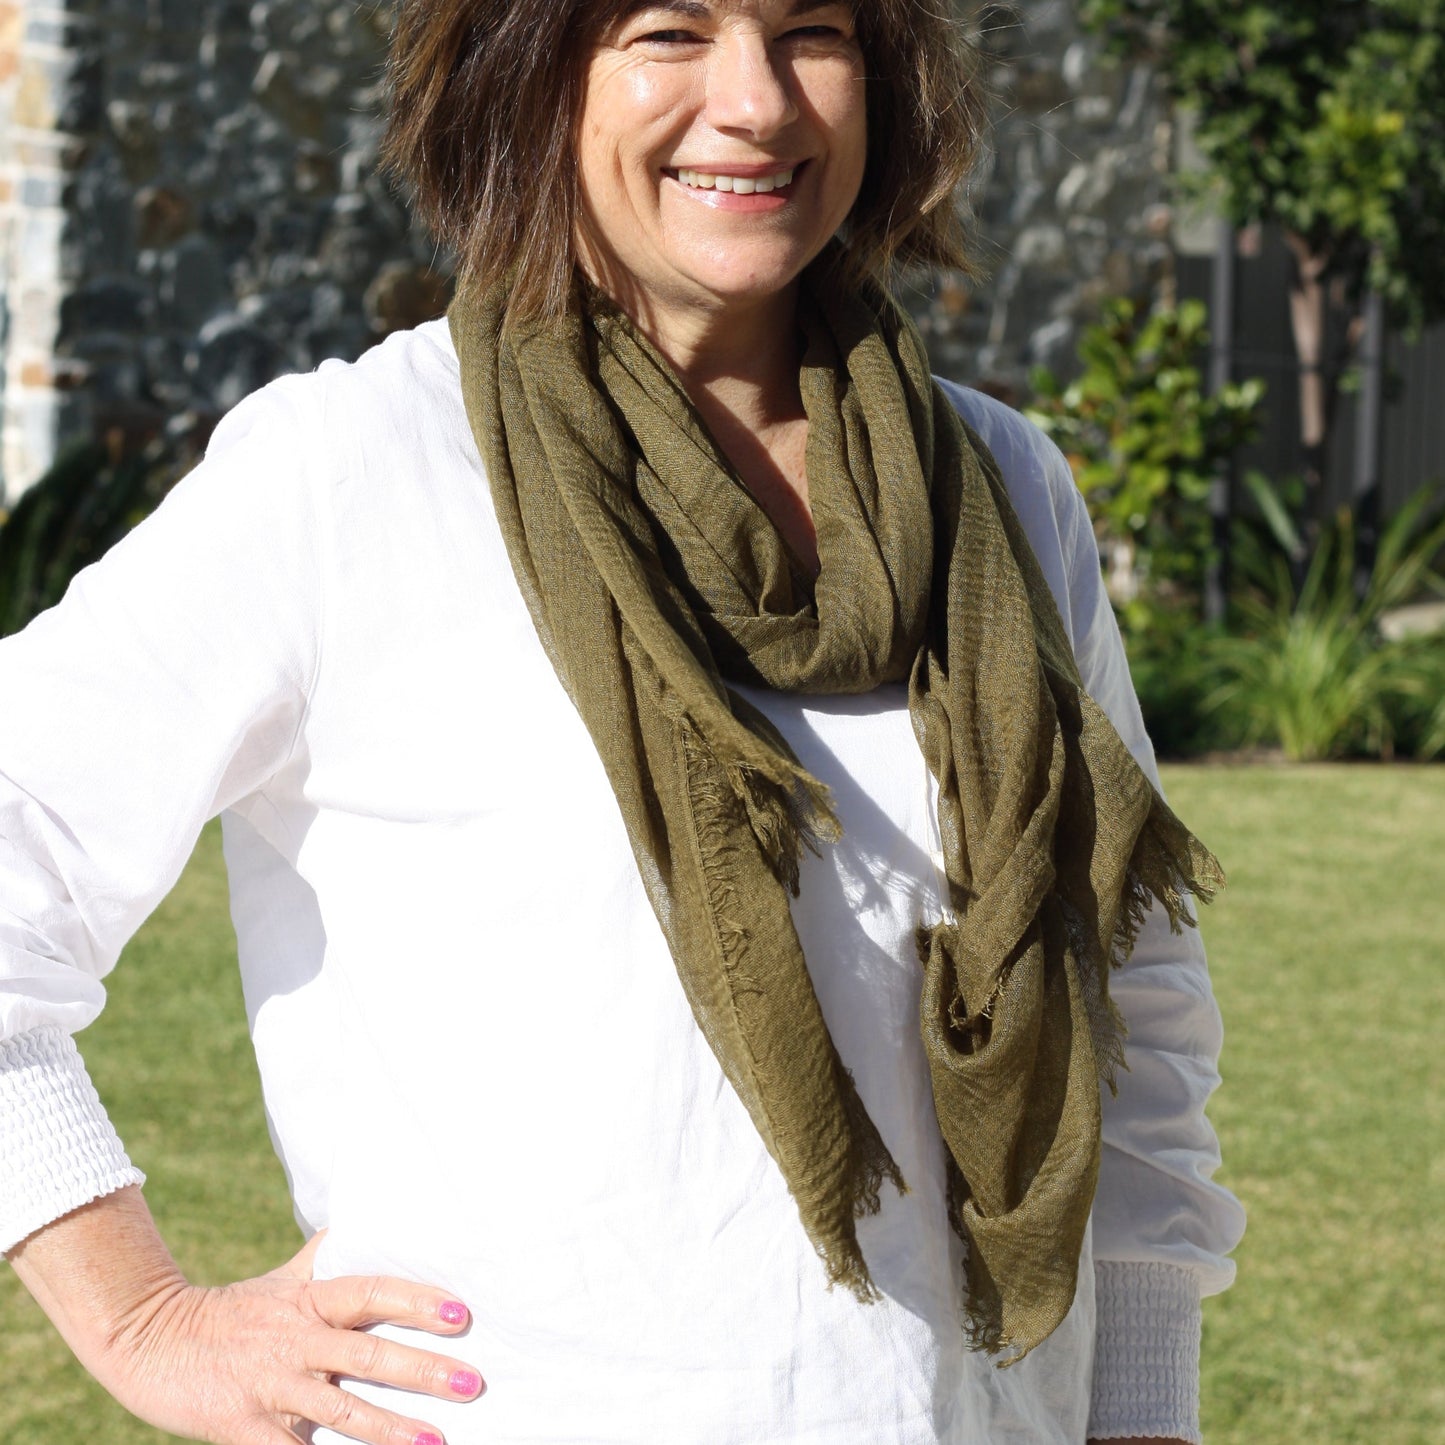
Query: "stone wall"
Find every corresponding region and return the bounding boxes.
[1,0,447,499]
[920,0,1176,401]
[1,0,1176,497]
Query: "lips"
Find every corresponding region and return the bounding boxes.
[666,161,805,196]
[674,166,796,194]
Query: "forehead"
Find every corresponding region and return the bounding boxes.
[610,0,849,20]
[585,0,859,57]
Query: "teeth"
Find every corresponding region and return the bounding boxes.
[676,167,796,193]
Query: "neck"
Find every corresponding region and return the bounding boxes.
[646,292,805,430]
[585,259,806,426]
[581,265,818,573]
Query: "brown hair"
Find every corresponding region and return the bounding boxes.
[382,0,987,320]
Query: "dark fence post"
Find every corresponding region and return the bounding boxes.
[1205,220,1237,626]
[1352,287,1385,590]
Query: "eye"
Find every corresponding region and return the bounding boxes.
[639,28,704,44]
[778,21,856,48]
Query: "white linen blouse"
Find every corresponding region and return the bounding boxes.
[0,319,1243,1444]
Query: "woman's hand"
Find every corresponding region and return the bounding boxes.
[9,1185,484,1445]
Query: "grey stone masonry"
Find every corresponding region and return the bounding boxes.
[917,0,1176,403]
[1,0,448,499]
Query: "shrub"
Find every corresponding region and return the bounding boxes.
[1203,489,1445,761]
[1125,622,1244,759]
[0,424,202,637]
[1025,298,1264,630]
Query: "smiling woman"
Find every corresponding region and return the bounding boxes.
[574,2,867,321]
[0,3,1241,1445]
[384,0,982,320]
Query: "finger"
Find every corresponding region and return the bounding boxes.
[290,1376,449,1445]
[307,1276,471,1335]
[316,1329,486,1403]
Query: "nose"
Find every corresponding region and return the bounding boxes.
[704,33,799,139]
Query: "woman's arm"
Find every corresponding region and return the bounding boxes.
[0,375,484,1439]
[1057,482,1244,1444]
[938,383,1245,1445]
[0,377,327,1245]
[10,1185,484,1445]
[1051,442,1244,1445]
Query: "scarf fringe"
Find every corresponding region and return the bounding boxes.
[814,1069,909,1305]
[685,712,904,1309]
[947,1162,1010,1358]
[1117,802,1227,963]
[1094,798,1225,1095]
[717,741,842,897]
[681,714,841,898]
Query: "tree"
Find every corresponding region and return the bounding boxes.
[1078,0,1445,509]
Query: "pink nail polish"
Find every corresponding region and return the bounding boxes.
[450,1368,483,1397]
[414,1434,443,1445]
[438,1300,468,1326]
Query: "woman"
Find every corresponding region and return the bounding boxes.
[0,2,1243,1443]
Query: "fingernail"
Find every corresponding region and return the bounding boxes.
[415,1434,443,1445]
[449,1368,483,1397]
[438,1300,468,1326]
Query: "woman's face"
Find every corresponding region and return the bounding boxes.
[575,0,866,322]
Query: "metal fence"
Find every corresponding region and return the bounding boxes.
[1179,235,1445,524]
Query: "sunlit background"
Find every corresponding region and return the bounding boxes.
[1,2,1442,1440]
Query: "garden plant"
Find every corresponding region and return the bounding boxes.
[1078,0,1445,508]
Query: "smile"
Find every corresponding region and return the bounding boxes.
[672,166,798,195]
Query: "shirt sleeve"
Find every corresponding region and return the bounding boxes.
[937,381,1245,1445]
[0,374,328,1252]
[1059,469,1246,1442]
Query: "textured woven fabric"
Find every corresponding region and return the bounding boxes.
[448,260,1223,1358]
[0,1025,144,1250]
[1090,1260,1203,1443]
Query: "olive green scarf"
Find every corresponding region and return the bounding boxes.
[448,261,1222,1359]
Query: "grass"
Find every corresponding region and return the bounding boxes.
[1165,765,1445,1444]
[3,773,1443,1443]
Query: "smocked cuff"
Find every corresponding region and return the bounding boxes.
[1088,1260,1202,1444]
[0,1025,144,1253]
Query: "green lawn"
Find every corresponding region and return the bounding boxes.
[3,770,1443,1443]
[1165,766,1445,1444]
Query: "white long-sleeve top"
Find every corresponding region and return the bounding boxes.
[0,319,1243,1444]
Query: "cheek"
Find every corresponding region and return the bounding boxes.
[827,88,868,207]
[623,68,675,113]
[842,71,868,159]
[801,64,868,189]
[578,65,658,177]
[584,77,691,201]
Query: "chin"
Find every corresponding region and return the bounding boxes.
[676,245,826,308]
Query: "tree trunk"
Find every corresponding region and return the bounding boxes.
[1284,230,1331,506]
